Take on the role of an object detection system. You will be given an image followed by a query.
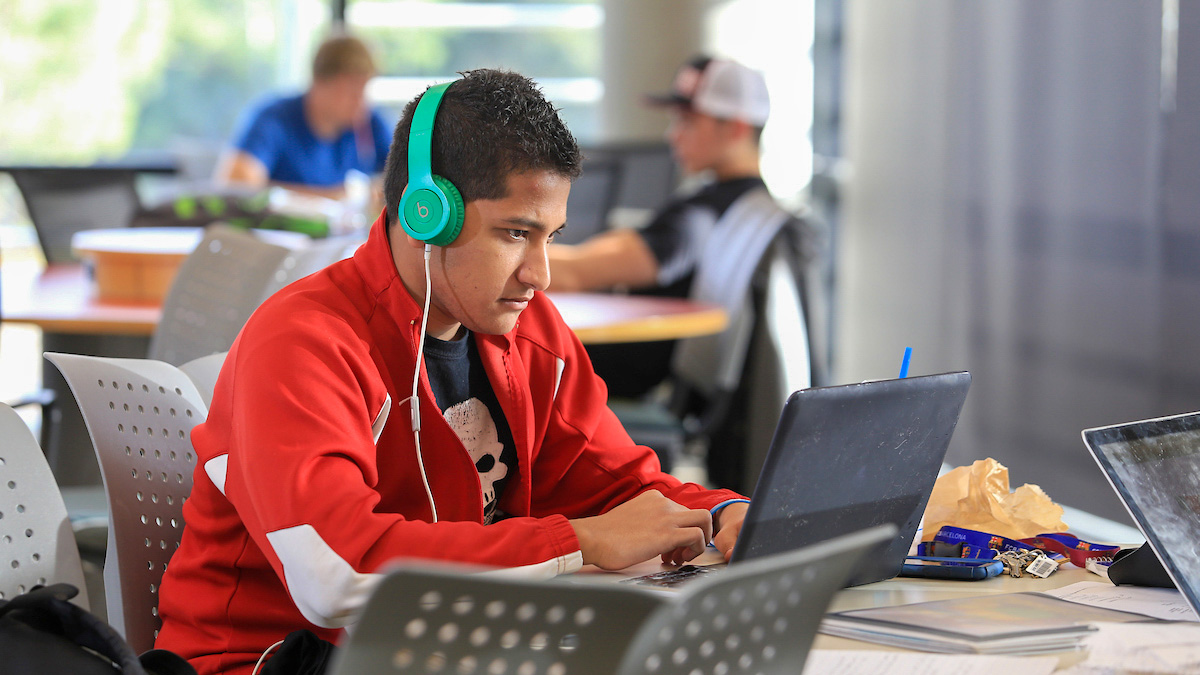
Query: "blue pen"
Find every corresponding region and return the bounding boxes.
[899,347,912,378]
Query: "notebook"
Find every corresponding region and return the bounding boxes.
[821,590,1150,655]
[630,371,972,588]
[1082,412,1200,615]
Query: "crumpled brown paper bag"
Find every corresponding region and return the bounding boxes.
[921,458,1069,541]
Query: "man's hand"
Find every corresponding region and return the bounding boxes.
[570,490,713,570]
[712,502,749,561]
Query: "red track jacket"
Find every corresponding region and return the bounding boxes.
[155,215,744,674]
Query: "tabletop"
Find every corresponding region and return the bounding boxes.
[1,263,728,344]
[579,550,1121,670]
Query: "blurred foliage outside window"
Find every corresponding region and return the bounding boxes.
[0,0,600,167]
[349,0,602,142]
[0,0,326,165]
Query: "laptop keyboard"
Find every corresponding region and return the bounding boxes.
[621,563,727,587]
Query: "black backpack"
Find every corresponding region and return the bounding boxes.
[0,583,195,675]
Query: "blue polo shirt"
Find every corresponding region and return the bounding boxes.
[232,93,392,188]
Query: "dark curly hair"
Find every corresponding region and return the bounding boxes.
[383,69,582,227]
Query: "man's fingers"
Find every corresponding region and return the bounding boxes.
[671,508,714,544]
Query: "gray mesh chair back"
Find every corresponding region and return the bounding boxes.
[11,168,140,264]
[555,159,620,245]
[148,225,294,366]
[0,402,89,609]
[178,351,227,410]
[584,143,678,211]
[328,525,893,675]
[44,352,207,653]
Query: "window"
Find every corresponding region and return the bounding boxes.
[0,0,330,166]
[347,1,603,142]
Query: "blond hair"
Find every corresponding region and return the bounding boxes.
[312,34,376,81]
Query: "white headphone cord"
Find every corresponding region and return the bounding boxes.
[251,639,285,675]
[408,244,439,523]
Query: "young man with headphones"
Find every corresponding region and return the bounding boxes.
[155,69,749,675]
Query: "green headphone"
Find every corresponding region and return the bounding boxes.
[398,81,464,246]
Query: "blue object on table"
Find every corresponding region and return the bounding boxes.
[900,556,1004,580]
[899,346,913,378]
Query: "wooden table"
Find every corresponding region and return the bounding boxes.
[2,264,727,344]
[550,292,727,344]
[4,262,726,485]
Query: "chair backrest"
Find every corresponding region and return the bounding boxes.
[178,351,227,410]
[615,524,894,675]
[148,224,294,366]
[671,188,798,400]
[0,402,89,609]
[556,159,621,246]
[258,233,363,302]
[44,352,207,654]
[328,525,893,675]
[584,143,679,210]
[10,169,141,264]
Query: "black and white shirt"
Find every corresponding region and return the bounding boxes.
[422,330,518,524]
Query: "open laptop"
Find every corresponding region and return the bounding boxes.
[1083,412,1200,615]
[629,371,972,588]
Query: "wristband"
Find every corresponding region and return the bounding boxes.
[710,499,750,516]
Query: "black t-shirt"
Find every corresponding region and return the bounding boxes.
[422,330,518,524]
[638,176,768,298]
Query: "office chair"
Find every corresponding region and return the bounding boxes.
[327,525,894,675]
[0,402,90,609]
[10,169,140,264]
[555,159,621,246]
[611,189,825,490]
[44,352,206,653]
[583,143,678,211]
[148,224,294,366]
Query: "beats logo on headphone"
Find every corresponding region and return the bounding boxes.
[398,80,465,247]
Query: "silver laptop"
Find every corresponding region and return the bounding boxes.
[1083,412,1200,615]
[631,371,972,588]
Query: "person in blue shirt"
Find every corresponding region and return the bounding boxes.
[215,34,391,199]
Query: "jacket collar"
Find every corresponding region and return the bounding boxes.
[351,211,517,349]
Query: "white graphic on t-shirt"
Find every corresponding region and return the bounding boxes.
[444,397,508,523]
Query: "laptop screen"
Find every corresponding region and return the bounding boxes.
[732,371,972,586]
[1084,413,1200,614]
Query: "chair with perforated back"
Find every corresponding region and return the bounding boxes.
[0,402,89,609]
[328,525,894,675]
[148,224,294,366]
[44,352,206,654]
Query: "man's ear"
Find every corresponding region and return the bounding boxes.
[404,230,427,249]
[726,119,754,143]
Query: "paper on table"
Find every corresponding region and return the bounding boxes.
[803,650,1059,675]
[921,458,1069,541]
[1043,581,1199,622]
[1059,622,1200,674]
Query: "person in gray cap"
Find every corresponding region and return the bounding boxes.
[548,55,772,397]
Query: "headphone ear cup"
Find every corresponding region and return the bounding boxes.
[426,175,464,246]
